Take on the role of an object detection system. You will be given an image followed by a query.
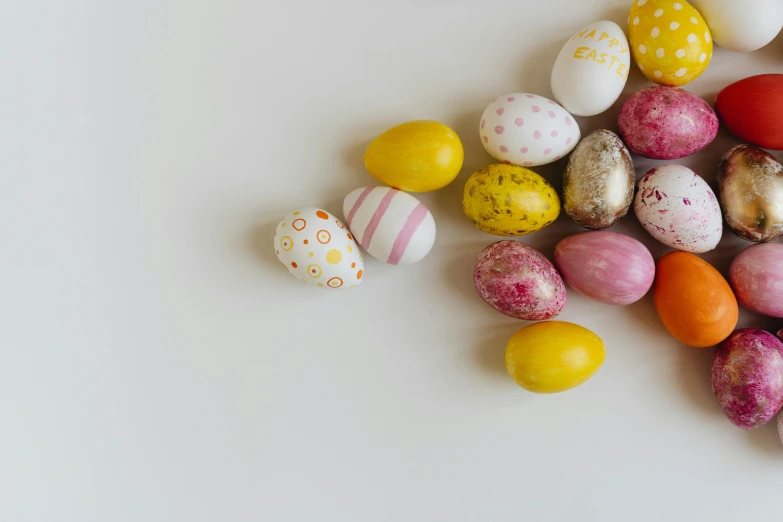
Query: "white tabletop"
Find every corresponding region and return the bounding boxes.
[2,1,782,520]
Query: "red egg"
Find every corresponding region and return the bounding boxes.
[715,74,783,150]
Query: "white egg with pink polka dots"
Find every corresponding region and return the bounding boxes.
[479,93,581,167]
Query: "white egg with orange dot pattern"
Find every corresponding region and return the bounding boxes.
[274,207,364,289]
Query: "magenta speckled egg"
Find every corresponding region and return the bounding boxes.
[618,86,718,159]
[473,240,566,320]
[634,165,722,253]
[712,329,783,430]
[554,231,654,306]
[729,243,783,318]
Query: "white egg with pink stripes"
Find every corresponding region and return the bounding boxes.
[343,186,436,265]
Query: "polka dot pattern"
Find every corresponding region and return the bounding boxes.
[480,93,580,168]
[274,207,363,289]
[629,0,712,86]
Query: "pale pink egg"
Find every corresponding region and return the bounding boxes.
[554,231,655,305]
[729,243,783,318]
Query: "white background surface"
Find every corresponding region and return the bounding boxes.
[2,1,783,521]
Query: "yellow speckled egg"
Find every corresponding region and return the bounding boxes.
[506,321,606,394]
[364,120,464,192]
[628,0,712,86]
[462,164,560,236]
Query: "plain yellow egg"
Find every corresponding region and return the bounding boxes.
[506,321,606,394]
[364,120,464,192]
[628,0,712,86]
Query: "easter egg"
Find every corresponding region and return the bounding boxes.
[554,231,655,306]
[712,329,783,429]
[462,164,560,236]
[778,411,783,445]
[480,93,580,167]
[715,74,783,150]
[634,165,722,252]
[562,129,634,229]
[551,20,631,116]
[717,145,783,242]
[690,0,783,52]
[274,207,364,289]
[473,240,566,320]
[364,120,464,192]
[617,86,718,159]
[729,243,783,318]
[342,186,435,265]
[506,321,605,394]
[653,251,738,347]
[628,0,712,86]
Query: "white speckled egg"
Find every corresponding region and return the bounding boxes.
[634,164,722,253]
[551,20,631,116]
[480,93,581,167]
[274,207,364,289]
[343,186,435,264]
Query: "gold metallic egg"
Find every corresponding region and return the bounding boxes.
[717,144,783,242]
[562,129,634,229]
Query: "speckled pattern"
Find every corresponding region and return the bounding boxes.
[563,129,634,229]
[712,329,783,430]
[717,144,783,242]
[618,86,718,159]
[462,164,560,236]
[729,243,783,318]
[473,240,566,320]
[634,164,722,252]
[554,231,654,305]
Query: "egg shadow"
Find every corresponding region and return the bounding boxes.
[744,422,783,457]
[442,242,488,304]
[248,219,285,272]
[473,323,523,379]
[342,138,376,189]
[624,293,662,344]
[676,345,723,417]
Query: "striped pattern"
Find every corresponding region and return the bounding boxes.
[342,186,436,265]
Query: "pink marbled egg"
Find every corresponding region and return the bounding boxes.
[473,240,566,320]
[634,165,722,253]
[618,86,718,160]
[554,231,655,305]
[712,329,783,430]
[729,243,783,318]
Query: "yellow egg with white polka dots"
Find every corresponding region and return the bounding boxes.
[274,207,364,289]
[628,0,712,86]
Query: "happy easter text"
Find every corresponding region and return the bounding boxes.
[570,28,629,78]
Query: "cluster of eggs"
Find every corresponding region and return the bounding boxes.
[275,0,783,438]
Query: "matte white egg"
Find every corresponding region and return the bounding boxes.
[691,0,783,52]
[343,186,435,264]
[551,20,631,116]
[480,93,581,167]
[274,207,364,289]
[634,165,722,253]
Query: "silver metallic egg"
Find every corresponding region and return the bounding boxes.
[717,144,783,242]
[562,129,634,229]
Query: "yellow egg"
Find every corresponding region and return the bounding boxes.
[506,321,606,394]
[462,164,560,236]
[628,0,712,86]
[364,120,464,192]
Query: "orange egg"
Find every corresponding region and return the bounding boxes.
[653,251,738,347]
